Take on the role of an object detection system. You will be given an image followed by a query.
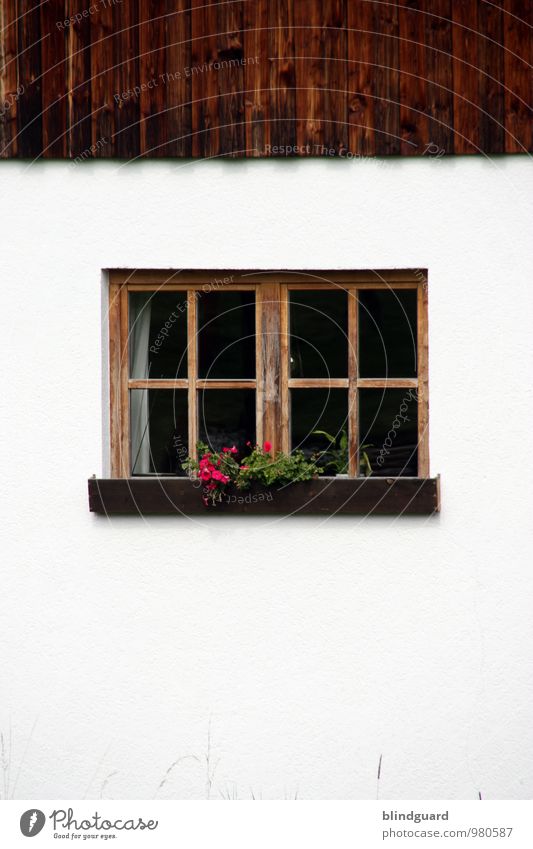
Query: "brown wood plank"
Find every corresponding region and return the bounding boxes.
[280,284,290,453]
[0,0,19,156]
[398,0,428,154]
[113,0,140,157]
[424,0,454,154]
[88,475,441,515]
[17,0,43,158]
[190,0,219,157]
[417,281,429,476]
[373,0,401,155]
[196,380,256,389]
[259,282,282,454]
[187,290,198,461]
[288,378,349,388]
[111,268,426,287]
[348,289,358,476]
[244,0,269,156]
[166,0,192,156]
[217,0,245,155]
[322,0,347,154]
[119,284,131,475]
[504,0,532,152]
[347,0,376,156]
[109,282,123,477]
[452,0,481,153]
[478,0,505,153]
[40,0,67,156]
[67,0,92,158]
[293,0,323,152]
[129,379,189,389]
[269,0,297,151]
[90,0,115,154]
[138,1,192,156]
[357,378,418,389]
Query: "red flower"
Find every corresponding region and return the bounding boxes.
[240,465,249,470]
[246,441,251,447]
[222,447,230,453]
[230,445,238,454]
[263,441,272,452]
[200,468,212,481]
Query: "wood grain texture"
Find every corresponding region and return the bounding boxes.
[0,0,19,156]
[259,282,282,453]
[373,0,401,155]
[113,0,140,157]
[347,0,376,155]
[425,0,454,154]
[217,0,245,155]
[190,0,219,157]
[67,0,92,157]
[244,0,269,155]
[2,2,529,158]
[478,0,505,154]
[40,0,67,156]
[88,475,441,515]
[90,0,116,155]
[452,0,481,154]
[137,1,192,157]
[17,0,43,158]
[399,0,427,155]
[269,0,296,151]
[503,0,532,153]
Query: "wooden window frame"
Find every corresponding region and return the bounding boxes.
[107,269,430,481]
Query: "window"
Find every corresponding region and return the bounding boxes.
[108,270,429,482]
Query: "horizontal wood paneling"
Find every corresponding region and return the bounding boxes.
[1,1,530,158]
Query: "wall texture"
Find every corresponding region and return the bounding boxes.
[0,155,532,800]
[1,0,532,159]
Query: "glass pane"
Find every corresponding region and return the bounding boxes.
[129,291,188,379]
[359,389,418,477]
[291,389,349,473]
[290,290,348,378]
[130,390,188,475]
[198,292,255,379]
[198,390,255,453]
[358,289,417,378]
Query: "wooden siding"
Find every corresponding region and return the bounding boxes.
[1,1,531,159]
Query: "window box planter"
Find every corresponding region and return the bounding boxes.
[88,476,440,516]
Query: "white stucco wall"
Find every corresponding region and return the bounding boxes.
[0,155,532,801]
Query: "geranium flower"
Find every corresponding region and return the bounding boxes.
[230,445,238,454]
[200,469,212,481]
[263,441,272,452]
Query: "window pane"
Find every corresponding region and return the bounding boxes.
[359,389,418,477]
[198,389,255,453]
[290,290,348,378]
[198,292,255,379]
[358,289,417,378]
[130,389,188,475]
[291,389,349,473]
[129,292,188,379]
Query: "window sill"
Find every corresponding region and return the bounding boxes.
[88,476,440,516]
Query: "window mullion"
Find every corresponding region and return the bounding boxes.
[187,290,198,463]
[258,282,282,453]
[348,290,358,477]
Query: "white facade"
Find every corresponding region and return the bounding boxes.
[1,156,532,800]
